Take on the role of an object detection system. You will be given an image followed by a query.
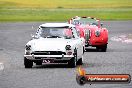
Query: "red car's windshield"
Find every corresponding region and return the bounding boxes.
[72,17,99,26]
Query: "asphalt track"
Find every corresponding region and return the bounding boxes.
[0,21,132,88]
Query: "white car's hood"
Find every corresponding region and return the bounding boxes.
[29,38,72,52]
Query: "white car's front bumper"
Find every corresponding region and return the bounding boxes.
[24,54,74,60]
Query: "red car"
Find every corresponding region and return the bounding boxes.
[69,16,108,52]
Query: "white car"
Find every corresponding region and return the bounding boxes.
[24,23,85,68]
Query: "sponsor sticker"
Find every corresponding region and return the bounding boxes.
[76,67,131,85]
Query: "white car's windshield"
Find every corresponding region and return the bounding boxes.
[72,18,98,26]
[39,27,73,39]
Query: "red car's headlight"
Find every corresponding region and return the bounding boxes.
[95,30,101,37]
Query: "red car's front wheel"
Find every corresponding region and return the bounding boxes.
[96,44,107,52]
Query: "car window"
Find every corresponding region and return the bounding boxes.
[37,27,74,39]
[72,17,99,26]
[72,20,80,25]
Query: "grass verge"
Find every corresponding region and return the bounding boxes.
[0,0,132,21]
[0,8,132,22]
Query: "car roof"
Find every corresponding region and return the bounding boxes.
[40,23,75,28]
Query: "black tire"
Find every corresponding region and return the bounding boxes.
[24,57,33,68]
[96,46,101,51]
[36,61,42,65]
[76,75,86,85]
[77,57,83,65]
[96,44,107,52]
[101,44,107,52]
[68,49,77,68]
[77,54,83,65]
[83,47,85,54]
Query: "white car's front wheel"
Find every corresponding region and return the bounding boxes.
[24,57,33,68]
[68,49,77,68]
[77,55,83,65]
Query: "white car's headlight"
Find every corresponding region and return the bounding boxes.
[95,30,101,37]
[25,45,31,50]
[25,45,31,55]
[65,45,71,50]
[65,45,73,55]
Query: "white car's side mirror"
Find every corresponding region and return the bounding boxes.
[31,34,34,37]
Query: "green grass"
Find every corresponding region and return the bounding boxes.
[0,0,132,22]
[0,8,132,22]
[1,0,132,9]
